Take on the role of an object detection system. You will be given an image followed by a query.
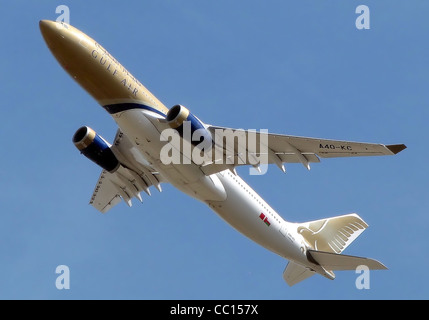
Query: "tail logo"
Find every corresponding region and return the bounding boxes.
[297,214,368,253]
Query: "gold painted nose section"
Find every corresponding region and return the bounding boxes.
[39,20,56,32]
[39,20,61,44]
[39,20,77,52]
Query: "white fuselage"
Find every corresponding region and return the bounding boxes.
[113,110,308,266]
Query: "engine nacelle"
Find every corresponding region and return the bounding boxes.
[73,126,119,172]
[165,104,212,145]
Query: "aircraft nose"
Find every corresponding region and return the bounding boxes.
[39,20,58,38]
[40,19,75,55]
[40,19,72,48]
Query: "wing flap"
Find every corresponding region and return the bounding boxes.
[90,170,122,213]
[277,153,320,164]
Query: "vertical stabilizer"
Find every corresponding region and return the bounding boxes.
[297,213,368,254]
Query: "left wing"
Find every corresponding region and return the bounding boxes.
[90,129,166,213]
[200,125,406,175]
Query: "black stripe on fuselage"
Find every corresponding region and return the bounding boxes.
[102,103,166,117]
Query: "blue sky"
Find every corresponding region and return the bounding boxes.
[0,1,426,299]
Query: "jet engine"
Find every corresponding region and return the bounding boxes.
[73,126,119,172]
[165,104,212,145]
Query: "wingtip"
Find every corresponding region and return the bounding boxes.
[386,144,407,155]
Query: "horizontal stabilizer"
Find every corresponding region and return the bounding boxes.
[283,262,315,286]
[307,249,388,271]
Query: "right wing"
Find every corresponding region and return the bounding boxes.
[89,129,166,213]
[200,125,406,175]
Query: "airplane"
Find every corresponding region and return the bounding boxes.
[40,19,406,286]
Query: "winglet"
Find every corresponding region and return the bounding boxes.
[386,144,407,155]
